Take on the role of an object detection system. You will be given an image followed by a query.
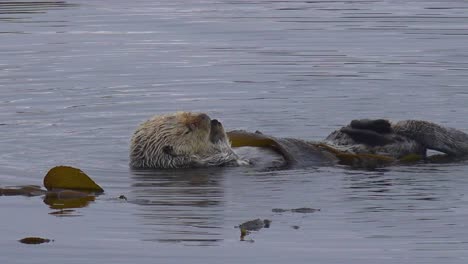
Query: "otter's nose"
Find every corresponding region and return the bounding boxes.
[211,119,221,126]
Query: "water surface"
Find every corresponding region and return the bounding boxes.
[1,0,468,263]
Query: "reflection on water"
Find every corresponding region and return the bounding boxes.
[0,1,75,25]
[0,1,75,12]
[130,168,227,245]
[340,166,468,253]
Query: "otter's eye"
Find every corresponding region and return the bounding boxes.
[184,126,193,135]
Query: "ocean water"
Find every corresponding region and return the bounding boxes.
[1,1,468,263]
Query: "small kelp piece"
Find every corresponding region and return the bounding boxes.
[0,185,46,196]
[272,207,320,213]
[290,207,320,213]
[240,228,254,242]
[238,219,271,231]
[19,237,52,245]
[43,166,104,193]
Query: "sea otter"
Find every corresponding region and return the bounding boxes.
[229,119,468,168]
[130,112,468,169]
[130,112,244,169]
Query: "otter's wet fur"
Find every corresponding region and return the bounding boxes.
[229,119,468,169]
[131,113,468,169]
[326,119,468,159]
[130,112,242,169]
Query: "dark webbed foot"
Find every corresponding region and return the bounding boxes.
[340,127,394,146]
[350,119,393,134]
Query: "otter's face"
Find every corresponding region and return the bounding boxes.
[173,113,212,152]
[180,113,211,137]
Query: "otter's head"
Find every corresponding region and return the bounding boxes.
[165,112,213,154]
[130,111,241,168]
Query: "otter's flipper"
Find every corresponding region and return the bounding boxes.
[350,119,393,134]
[393,120,468,156]
[340,127,394,146]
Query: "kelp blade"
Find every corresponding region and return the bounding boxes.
[227,130,280,148]
[43,166,104,193]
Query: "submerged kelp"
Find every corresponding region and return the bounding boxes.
[272,207,320,214]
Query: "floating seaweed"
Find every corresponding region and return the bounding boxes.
[19,237,53,245]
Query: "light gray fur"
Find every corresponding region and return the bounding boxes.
[130,113,244,169]
[130,133,241,169]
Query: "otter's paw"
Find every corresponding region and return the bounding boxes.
[340,127,394,146]
[350,119,392,134]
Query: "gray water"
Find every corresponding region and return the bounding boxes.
[1,0,468,263]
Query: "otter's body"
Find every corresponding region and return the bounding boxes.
[130,112,468,169]
[229,119,468,168]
